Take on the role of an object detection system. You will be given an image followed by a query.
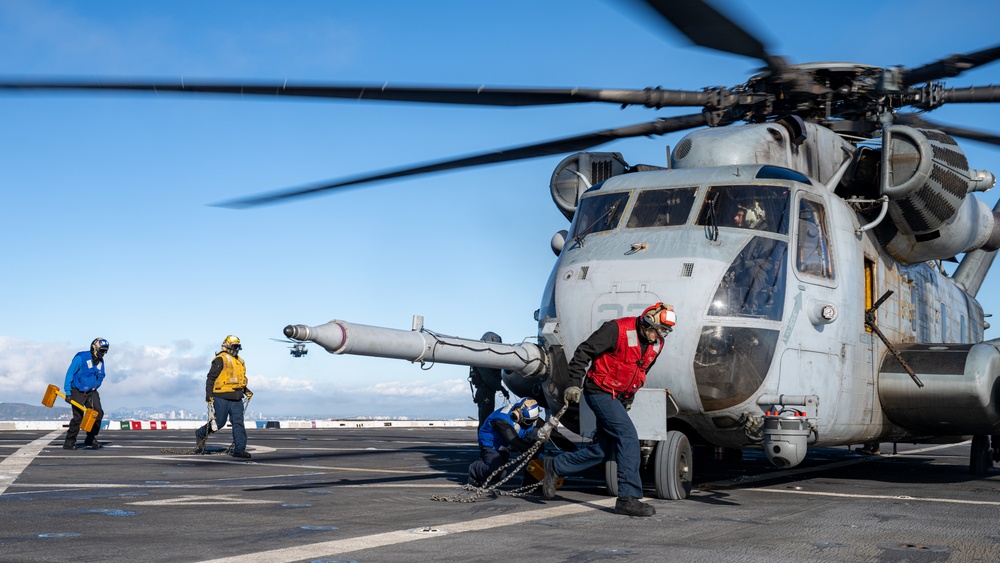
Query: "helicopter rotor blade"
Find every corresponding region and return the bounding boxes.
[938,85,1000,104]
[217,113,710,208]
[639,0,786,75]
[895,113,1000,148]
[0,79,714,109]
[902,44,1000,86]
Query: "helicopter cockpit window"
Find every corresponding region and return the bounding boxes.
[708,237,788,321]
[568,192,630,240]
[696,185,790,235]
[796,199,835,279]
[693,326,779,411]
[626,187,697,228]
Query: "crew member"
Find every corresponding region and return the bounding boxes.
[62,338,110,450]
[542,303,676,517]
[469,398,574,486]
[469,331,510,429]
[195,335,253,458]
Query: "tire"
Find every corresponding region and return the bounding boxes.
[970,434,991,475]
[654,430,692,500]
[604,457,619,497]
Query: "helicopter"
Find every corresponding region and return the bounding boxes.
[271,338,308,358]
[4,0,1000,500]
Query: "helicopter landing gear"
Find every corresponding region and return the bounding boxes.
[969,435,993,475]
[654,431,692,500]
[604,457,619,498]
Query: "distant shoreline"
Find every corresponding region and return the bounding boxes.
[0,419,477,431]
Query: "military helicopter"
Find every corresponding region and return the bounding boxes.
[5,0,1000,500]
[271,338,308,358]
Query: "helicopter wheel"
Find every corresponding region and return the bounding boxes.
[970,435,992,475]
[654,431,692,500]
[604,456,618,497]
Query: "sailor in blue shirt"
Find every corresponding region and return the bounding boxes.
[63,338,109,450]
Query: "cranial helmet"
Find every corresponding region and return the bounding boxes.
[640,303,676,338]
[744,201,766,229]
[222,335,242,355]
[481,331,502,344]
[91,338,109,358]
[513,398,541,425]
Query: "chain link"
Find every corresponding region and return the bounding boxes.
[432,403,568,503]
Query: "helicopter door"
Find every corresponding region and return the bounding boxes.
[778,196,844,411]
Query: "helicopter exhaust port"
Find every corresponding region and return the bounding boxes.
[761,409,813,468]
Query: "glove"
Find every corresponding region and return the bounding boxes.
[564,386,582,404]
[206,397,213,404]
[535,424,552,442]
[65,396,73,405]
[244,389,253,399]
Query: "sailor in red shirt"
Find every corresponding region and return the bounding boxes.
[542,303,676,517]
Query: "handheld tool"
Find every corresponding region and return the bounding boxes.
[42,384,98,433]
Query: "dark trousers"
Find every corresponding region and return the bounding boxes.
[551,390,643,499]
[65,389,103,445]
[196,397,247,452]
[474,387,496,430]
[468,446,512,483]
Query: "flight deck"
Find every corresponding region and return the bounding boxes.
[2,426,999,562]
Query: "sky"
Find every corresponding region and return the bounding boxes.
[2,0,1000,419]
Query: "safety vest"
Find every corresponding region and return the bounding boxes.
[588,317,662,399]
[478,404,531,450]
[212,351,247,393]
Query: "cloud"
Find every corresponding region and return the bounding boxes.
[0,336,482,420]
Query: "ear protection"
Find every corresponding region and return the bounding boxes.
[641,303,676,330]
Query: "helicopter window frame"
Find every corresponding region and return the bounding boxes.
[625,186,699,229]
[793,195,837,285]
[696,184,790,235]
[567,190,631,241]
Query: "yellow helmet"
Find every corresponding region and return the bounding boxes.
[222,335,242,355]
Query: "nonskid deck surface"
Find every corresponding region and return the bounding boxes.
[1,428,999,562]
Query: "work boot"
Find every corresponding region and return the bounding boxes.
[614,496,656,517]
[232,450,252,459]
[84,438,102,449]
[193,429,207,454]
[542,456,558,499]
[62,442,76,450]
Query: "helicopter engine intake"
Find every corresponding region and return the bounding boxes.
[880,125,1000,263]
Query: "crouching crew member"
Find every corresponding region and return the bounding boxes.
[469,398,574,487]
[543,303,676,517]
[195,335,253,458]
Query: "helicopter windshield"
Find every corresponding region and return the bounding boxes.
[569,192,630,240]
[709,237,788,321]
[693,326,780,411]
[696,185,790,235]
[625,187,698,228]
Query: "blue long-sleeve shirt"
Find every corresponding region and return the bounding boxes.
[64,351,106,393]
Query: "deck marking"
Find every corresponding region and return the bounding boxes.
[0,430,62,495]
[748,487,1000,506]
[200,498,618,562]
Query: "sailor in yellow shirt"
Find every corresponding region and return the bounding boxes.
[194,335,253,458]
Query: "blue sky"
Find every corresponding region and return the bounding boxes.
[1,0,999,419]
